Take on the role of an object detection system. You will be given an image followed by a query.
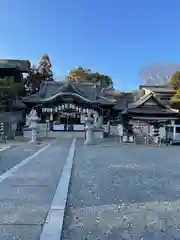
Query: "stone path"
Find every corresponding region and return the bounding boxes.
[0,138,72,240]
[62,139,180,240]
[0,142,49,175]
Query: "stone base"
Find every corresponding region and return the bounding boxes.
[84,129,93,145]
[84,139,93,145]
[84,128,104,145]
[93,130,104,139]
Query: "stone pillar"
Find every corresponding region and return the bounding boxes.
[84,114,94,145]
[84,127,93,145]
[31,128,37,142]
[117,124,123,143]
[49,112,53,131]
[103,121,110,138]
[45,120,49,137]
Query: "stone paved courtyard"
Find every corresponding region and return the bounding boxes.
[0,142,48,175]
[0,138,72,240]
[62,140,180,240]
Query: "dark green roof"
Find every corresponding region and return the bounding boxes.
[0,59,30,72]
[22,81,116,105]
[0,63,18,69]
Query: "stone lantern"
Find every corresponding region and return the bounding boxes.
[27,109,40,143]
[84,113,94,145]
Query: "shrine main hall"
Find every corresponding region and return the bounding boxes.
[22,79,179,132]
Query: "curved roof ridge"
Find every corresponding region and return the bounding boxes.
[70,81,88,97]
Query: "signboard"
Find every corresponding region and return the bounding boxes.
[73,124,84,131]
[59,112,79,118]
[53,124,65,131]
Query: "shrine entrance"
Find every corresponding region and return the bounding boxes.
[54,111,82,131]
[42,103,100,131]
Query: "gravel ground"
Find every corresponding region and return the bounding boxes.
[62,140,180,240]
[0,142,50,175]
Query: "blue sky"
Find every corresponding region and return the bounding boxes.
[0,0,180,90]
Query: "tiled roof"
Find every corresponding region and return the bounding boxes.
[122,92,178,115]
[22,81,115,105]
[0,59,30,72]
[12,99,27,109]
[0,112,23,123]
[113,93,134,110]
[127,92,164,109]
[146,87,175,93]
[22,93,43,103]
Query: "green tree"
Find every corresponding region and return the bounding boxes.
[171,89,180,109]
[168,71,180,109]
[67,67,91,82]
[0,78,26,111]
[168,71,180,90]
[66,67,113,87]
[38,54,54,81]
[25,55,54,94]
[24,65,42,94]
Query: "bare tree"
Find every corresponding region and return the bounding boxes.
[139,63,180,86]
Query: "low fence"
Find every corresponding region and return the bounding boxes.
[23,127,85,140]
[0,122,18,142]
[134,135,162,147]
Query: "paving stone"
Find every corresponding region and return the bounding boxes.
[0,138,72,239]
[0,225,42,240]
[0,185,54,224]
[0,142,48,175]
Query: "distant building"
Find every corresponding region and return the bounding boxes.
[139,85,176,106]
[0,59,30,73]
[0,59,29,137]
